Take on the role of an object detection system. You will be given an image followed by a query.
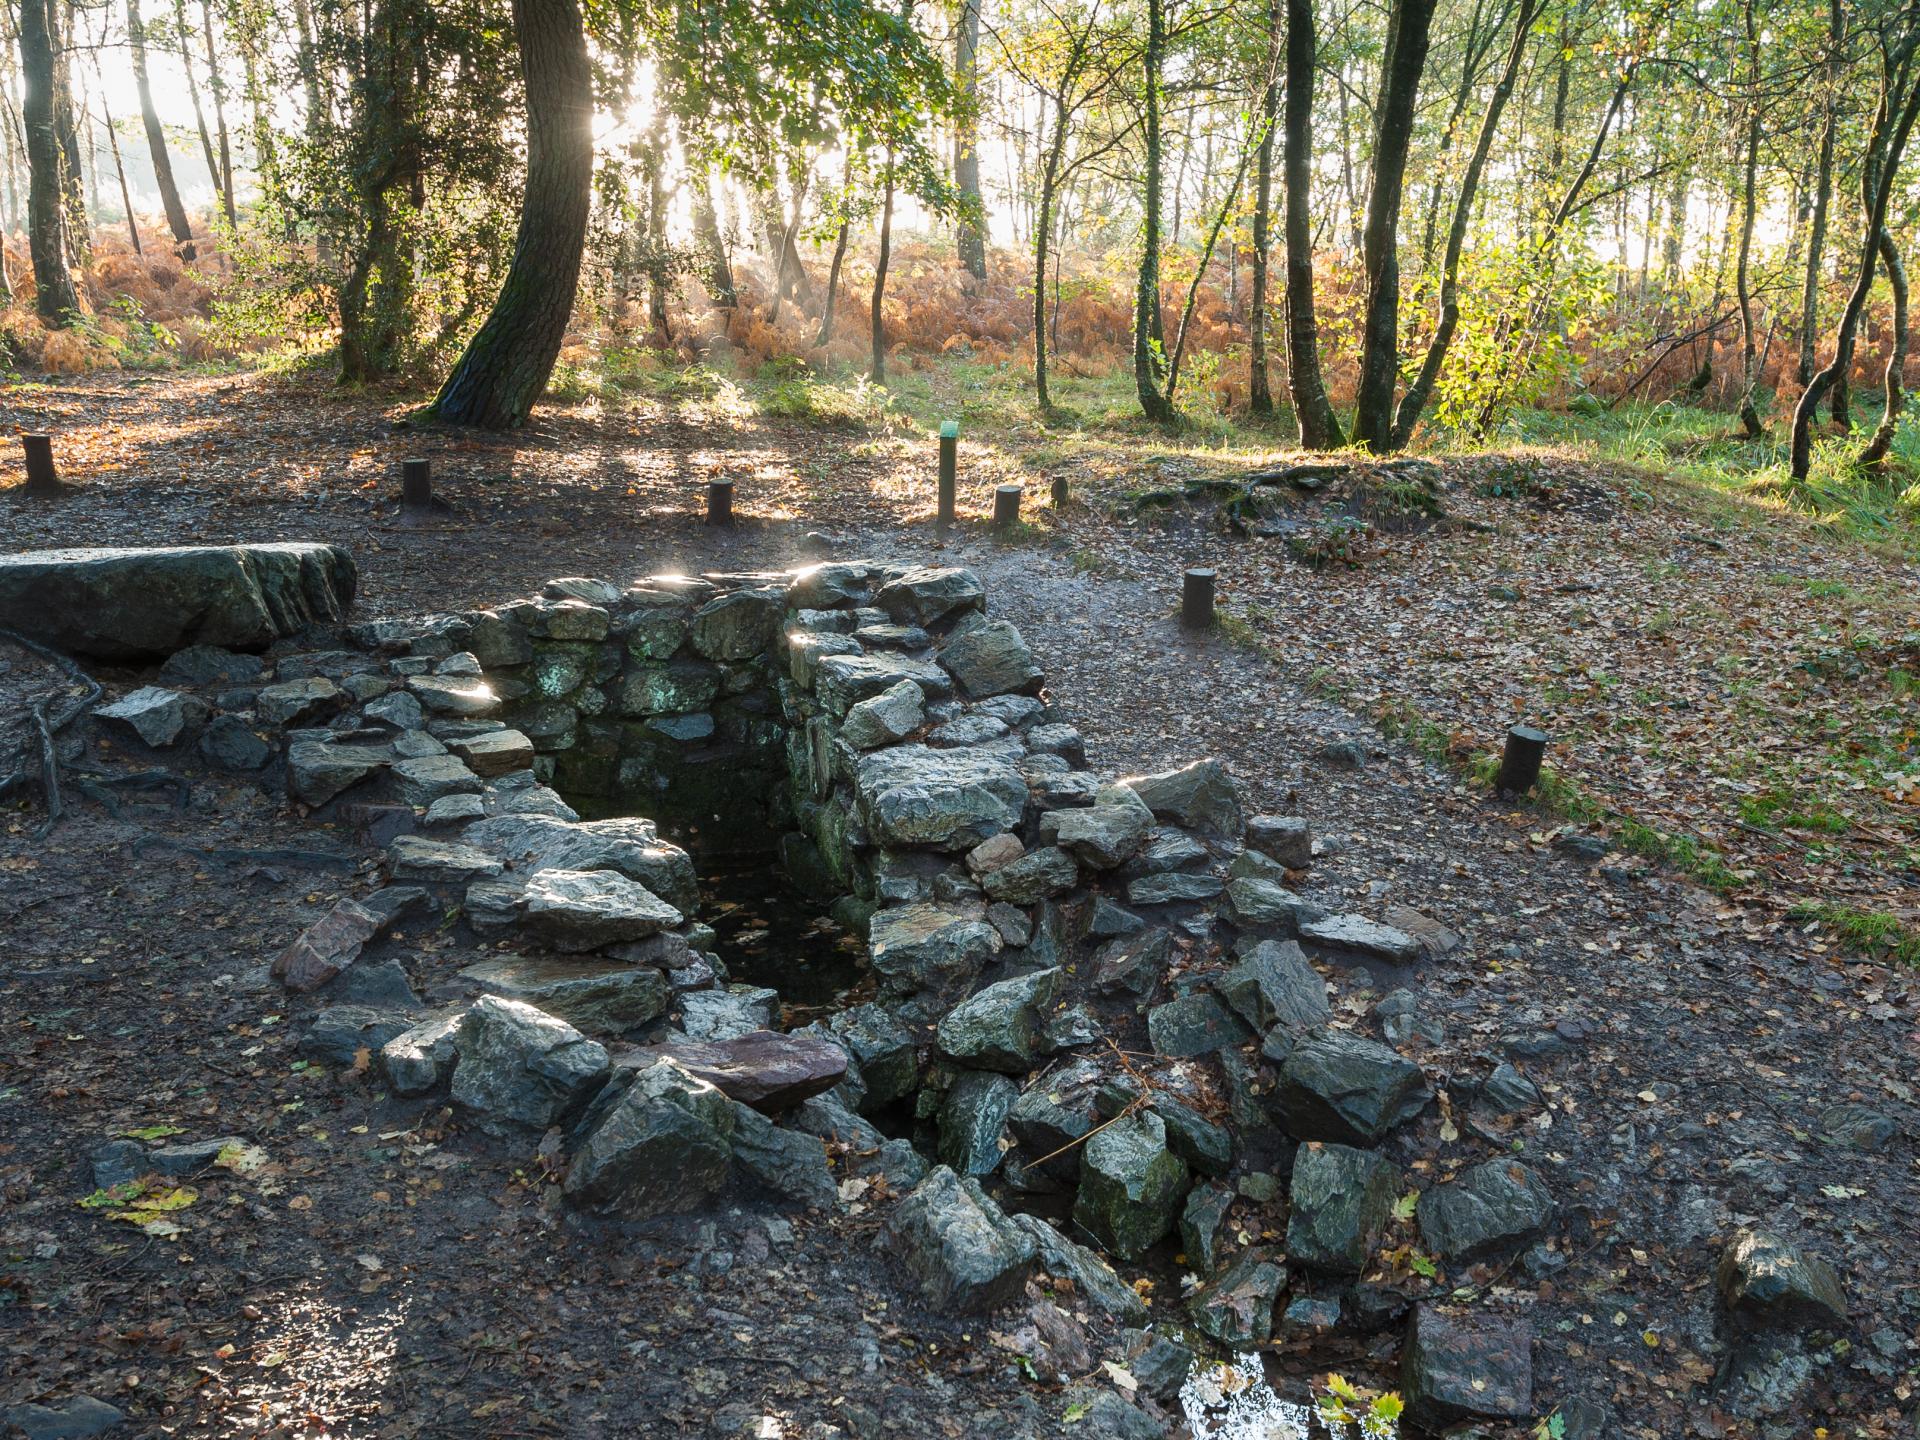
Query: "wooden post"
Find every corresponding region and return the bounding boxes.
[1051,475,1070,507]
[22,434,58,494]
[937,420,958,525]
[1181,567,1216,629]
[1495,725,1548,795]
[707,478,734,527]
[992,483,1022,530]
[401,457,432,510]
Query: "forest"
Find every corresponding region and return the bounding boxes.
[1,0,1918,1438]
[7,0,1920,487]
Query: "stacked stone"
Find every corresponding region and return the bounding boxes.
[106,558,1576,1420]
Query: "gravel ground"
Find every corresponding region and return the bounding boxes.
[0,372,1915,1438]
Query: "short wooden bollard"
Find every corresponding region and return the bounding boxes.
[992,483,1022,530]
[706,478,734,527]
[937,420,959,526]
[1181,567,1217,630]
[1495,724,1548,795]
[1051,475,1070,508]
[22,434,59,494]
[401,457,433,510]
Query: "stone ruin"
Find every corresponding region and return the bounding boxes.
[17,544,1847,1435]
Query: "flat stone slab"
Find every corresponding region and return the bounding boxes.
[626,1030,848,1112]
[0,543,355,660]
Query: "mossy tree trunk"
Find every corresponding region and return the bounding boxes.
[432,0,593,429]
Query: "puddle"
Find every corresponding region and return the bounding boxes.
[702,861,870,1011]
[1181,1356,1397,1440]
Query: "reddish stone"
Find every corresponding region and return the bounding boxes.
[632,1030,848,1113]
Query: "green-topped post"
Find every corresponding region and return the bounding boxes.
[937,420,959,526]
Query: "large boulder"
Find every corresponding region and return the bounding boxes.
[1274,1028,1433,1145]
[728,1101,837,1208]
[564,1059,736,1217]
[515,869,683,951]
[460,956,670,1034]
[882,1165,1037,1313]
[1401,1305,1534,1427]
[1187,1250,1288,1346]
[1215,940,1330,1033]
[874,566,986,626]
[1716,1230,1848,1326]
[461,814,697,913]
[941,619,1042,698]
[1009,1212,1150,1322]
[1116,759,1244,836]
[936,968,1060,1072]
[938,1070,1020,1175]
[450,996,609,1132]
[854,745,1029,850]
[868,901,1002,998]
[1073,1111,1189,1259]
[1417,1159,1556,1264]
[0,543,356,660]
[1286,1142,1400,1273]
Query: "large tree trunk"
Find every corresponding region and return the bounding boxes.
[200,0,237,227]
[1247,0,1279,416]
[49,0,84,263]
[18,0,77,322]
[1133,0,1173,422]
[431,0,593,428]
[1282,0,1342,447]
[1350,0,1438,450]
[128,0,194,258]
[1859,228,1907,466]
[1799,0,1841,383]
[953,0,986,278]
[1391,0,1539,447]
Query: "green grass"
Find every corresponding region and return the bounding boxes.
[1788,900,1920,966]
[1738,787,1853,835]
[1505,397,1920,555]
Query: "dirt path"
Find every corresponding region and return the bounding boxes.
[1,372,1916,1437]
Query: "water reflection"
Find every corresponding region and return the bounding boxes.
[1181,1355,1398,1440]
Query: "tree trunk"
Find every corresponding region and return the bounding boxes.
[1248,0,1279,416]
[1283,0,1342,447]
[953,0,986,278]
[816,219,849,347]
[49,0,84,262]
[1734,0,1763,438]
[1351,0,1438,450]
[173,0,224,214]
[1033,96,1069,411]
[431,0,593,428]
[1791,46,1920,481]
[1168,122,1254,403]
[18,0,77,322]
[128,0,194,258]
[1133,0,1173,422]
[1391,0,1539,447]
[201,0,237,227]
[1799,0,1841,385]
[693,178,735,306]
[1859,228,1907,466]
[97,83,140,254]
[869,152,896,383]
